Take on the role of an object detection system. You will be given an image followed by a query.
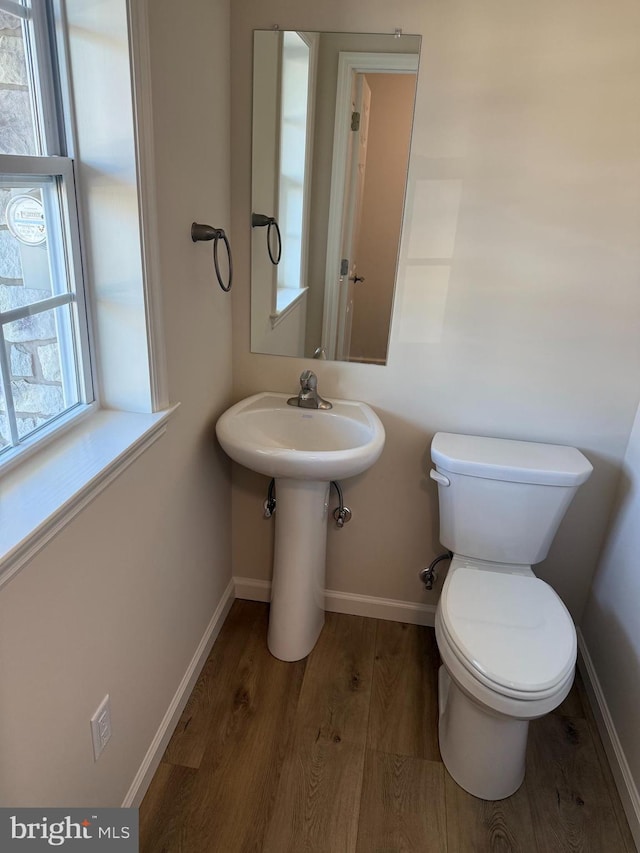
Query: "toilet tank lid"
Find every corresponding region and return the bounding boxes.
[431,432,593,486]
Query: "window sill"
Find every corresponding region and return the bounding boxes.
[271,287,308,328]
[0,405,179,591]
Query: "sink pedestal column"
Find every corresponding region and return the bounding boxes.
[267,478,330,661]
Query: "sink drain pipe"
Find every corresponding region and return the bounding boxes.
[264,479,351,528]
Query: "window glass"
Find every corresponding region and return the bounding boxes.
[0,2,92,462]
[277,32,310,294]
[4,303,79,440]
[0,365,8,446]
[0,7,38,156]
[0,181,66,311]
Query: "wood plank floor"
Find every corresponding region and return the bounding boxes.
[140,601,636,852]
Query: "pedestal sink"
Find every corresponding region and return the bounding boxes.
[216,392,385,661]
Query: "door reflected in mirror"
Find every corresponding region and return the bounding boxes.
[251,30,421,364]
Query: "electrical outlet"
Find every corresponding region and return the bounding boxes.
[90,694,112,761]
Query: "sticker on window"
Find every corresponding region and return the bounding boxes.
[6,195,47,246]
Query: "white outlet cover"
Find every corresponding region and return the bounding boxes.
[90,694,112,761]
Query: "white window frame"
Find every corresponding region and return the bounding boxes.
[0,0,94,471]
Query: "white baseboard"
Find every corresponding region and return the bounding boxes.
[326,588,436,626]
[577,628,640,849]
[234,576,271,602]
[121,578,235,807]
[233,576,436,627]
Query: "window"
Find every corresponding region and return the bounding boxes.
[0,0,91,466]
[0,0,172,587]
[274,31,315,314]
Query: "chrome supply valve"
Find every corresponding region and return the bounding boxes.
[331,480,351,528]
[333,505,352,528]
[263,479,276,518]
[263,499,275,518]
[419,551,453,591]
[419,566,437,590]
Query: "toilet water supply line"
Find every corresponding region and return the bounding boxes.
[419,551,453,591]
[263,479,352,528]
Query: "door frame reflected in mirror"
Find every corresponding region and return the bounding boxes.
[322,50,419,362]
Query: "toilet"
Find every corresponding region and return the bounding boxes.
[430,432,593,800]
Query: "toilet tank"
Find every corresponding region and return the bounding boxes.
[431,433,593,565]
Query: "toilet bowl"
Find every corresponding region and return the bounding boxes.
[434,557,576,799]
[429,432,592,800]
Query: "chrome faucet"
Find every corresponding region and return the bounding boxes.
[287,370,332,410]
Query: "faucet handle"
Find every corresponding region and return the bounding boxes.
[300,369,317,390]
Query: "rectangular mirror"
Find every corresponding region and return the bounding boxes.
[251,30,421,364]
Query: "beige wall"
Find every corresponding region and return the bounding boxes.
[350,73,416,363]
[581,398,640,817]
[231,0,640,620]
[0,0,233,806]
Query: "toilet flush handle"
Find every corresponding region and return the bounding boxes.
[430,469,450,487]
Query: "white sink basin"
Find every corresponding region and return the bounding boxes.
[216,391,385,481]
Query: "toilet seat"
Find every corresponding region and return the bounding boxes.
[439,567,576,701]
